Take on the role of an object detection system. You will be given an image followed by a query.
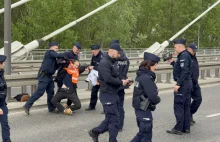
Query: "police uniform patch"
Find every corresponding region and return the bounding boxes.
[180,63,184,67]
[134,81,139,88]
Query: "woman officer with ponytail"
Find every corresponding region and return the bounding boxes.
[131,52,161,142]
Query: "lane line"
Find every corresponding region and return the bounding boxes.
[206,113,220,118]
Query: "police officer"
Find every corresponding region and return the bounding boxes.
[187,43,202,125]
[110,39,130,131]
[88,43,129,142]
[131,52,161,142]
[0,55,11,142]
[166,38,192,135]
[56,42,82,88]
[23,42,65,115]
[85,44,105,111]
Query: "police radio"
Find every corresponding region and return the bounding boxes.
[162,52,173,62]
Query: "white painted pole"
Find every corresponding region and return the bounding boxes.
[42,0,117,41]
[0,0,31,14]
[12,0,118,60]
[169,0,220,41]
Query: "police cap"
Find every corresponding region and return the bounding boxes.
[74,42,81,50]
[109,43,122,53]
[109,39,120,45]
[144,52,160,63]
[0,55,6,62]
[188,43,198,52]
[49,42,59,48]
[90,44,100,50]
[173,38,186,45]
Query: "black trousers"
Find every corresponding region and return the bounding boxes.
[89,85,100,108]
[51,88,81,113]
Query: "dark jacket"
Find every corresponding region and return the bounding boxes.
[117,52,130,90]
[117,52,130,80]
[171,50,192,86]
[55,66,87,90]
[39,50,64,76]
[98,55,122,93]
[132,67,160,110]
[190,54,199,83]
[90,51,105,71]
[0,70,7,107]
[63,51,79,60]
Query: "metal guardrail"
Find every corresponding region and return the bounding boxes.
[18,48,220,60]
[5,62,220,100]
[10,54,220,73]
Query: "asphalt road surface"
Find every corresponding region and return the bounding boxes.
[3,84,220,142]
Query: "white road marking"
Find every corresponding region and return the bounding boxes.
[206,113,220,118]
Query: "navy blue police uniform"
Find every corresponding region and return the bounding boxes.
[89,43,123,142]
[167,39,193,134]
[117,52,130,131]
[0,55,11,142]
[110,39,130,131]
[56,42,81,88]
[24,42,64,114]
[188,44,202,122]
[86,44,105,110]
[131,52,161,142]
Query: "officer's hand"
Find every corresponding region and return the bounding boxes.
[62,60,66,63]
[88,66,94,70]
[174,85,180,92]
[0,109,3,115]
[127,79,134,86]
[122,80,129,86]
[168,58,174,63]
[85,68,89,72]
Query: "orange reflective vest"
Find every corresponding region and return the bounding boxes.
[64,68,79,84]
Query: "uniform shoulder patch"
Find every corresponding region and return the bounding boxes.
[134,81,139,88]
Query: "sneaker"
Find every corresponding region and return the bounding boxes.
[23,106,30,115]
[64,108,72,115]
[88,130,99,142]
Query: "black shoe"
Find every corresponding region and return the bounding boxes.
[85,107,95,111]
[166,128,183,135]
[23,106,30,115]
[190,121,194,126]
[183,130,190,134]
[49,108,59,113]
[88,130,99,142]
[191,118,196,124]
[101,111,104,114]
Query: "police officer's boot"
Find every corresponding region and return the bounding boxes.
[191,117,196,124]
[23,106,30,115]
[49,108,59,113]
[183,129,190,134]
[64,108,72,115]
[88,130,99,142]
[3,139,12,142]
[166,128,183,135]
